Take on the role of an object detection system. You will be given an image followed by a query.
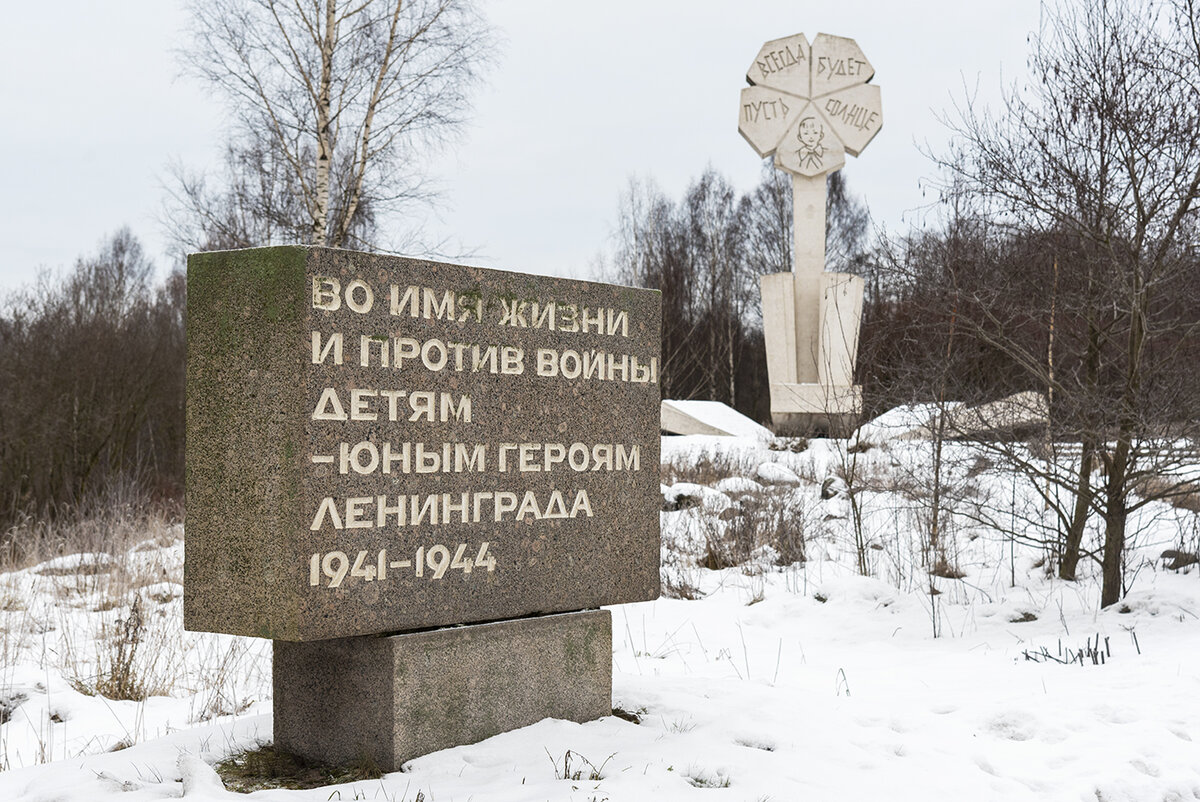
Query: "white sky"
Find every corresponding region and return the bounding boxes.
[0,0,1043,292]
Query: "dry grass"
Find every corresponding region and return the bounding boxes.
[1,499,181,573]
[548,749,612,782]
[661,570,706,600]
[217,745,383,793]
[930,557,967,580]
[0,588,25,612]
[63,593,177,701]
[188,639,263,723]
[686,767,732,788]
[1136,476,1200,512]
[661,452,757,487]
[0,500,275,767]
[701,491,807,570]
[78,596,151,700]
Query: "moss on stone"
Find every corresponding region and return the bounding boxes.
[185,247,308,639]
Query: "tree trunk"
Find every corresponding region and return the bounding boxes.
[335,0,405,247]
[727,309,736,406]
[1059,438,1093,580]
[1100,276,1146,607]
[1100,458,1128,607]
[928,405,945,559]
[1060,313,1100,581]
[311,0,336,246]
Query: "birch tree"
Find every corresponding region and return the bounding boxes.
[169,0,492,252]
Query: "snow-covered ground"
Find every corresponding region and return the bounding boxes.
[2,431,1199,801]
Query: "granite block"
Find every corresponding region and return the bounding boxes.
[273,610,612,770]
[185,247,660,640]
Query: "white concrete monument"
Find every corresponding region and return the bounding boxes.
[738,33,882,435]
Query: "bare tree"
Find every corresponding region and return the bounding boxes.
[826,171,871,276]
[168,0,493,254]
[934,0,1200,606]
[742,160,792,278]
[609,171,762,415]
[610,177,698,397]
[683,169,747,402]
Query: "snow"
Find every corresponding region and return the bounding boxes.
[661,481,732,513]
[661,399,775,441]
[33,552,117,576]
[713,476,763,496]
[853,401,965,446]
[2,432,1200,800]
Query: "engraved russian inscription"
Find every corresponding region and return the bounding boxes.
[818,83,883,156]
[738,31,882,176]
[304,270,654,606]
[185,247,662,641]
[738,85,802,157]
[747,33,811,96]
[809,33,875,97]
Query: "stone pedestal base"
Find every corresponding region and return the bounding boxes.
[771,411,860,438]
[769,382,861,437]
[273,610,612,771]
[760,271,865,436]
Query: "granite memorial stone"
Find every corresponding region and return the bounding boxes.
[185,246,661,766]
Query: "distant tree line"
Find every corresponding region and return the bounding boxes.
[0,230,185,531]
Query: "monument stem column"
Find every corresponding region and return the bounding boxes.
[792,174,826,384]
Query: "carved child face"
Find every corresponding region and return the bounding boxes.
[798,116,823,148]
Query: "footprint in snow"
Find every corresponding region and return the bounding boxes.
[1130,759,1160,777]
[987,712,1036,741]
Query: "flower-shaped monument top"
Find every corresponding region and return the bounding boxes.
[738,33,883,178]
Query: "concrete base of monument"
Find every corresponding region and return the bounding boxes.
[769,382,861,437]
[273,609,612,771]
[771,411,860,438]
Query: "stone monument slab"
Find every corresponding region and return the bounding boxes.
[774,103,847,177]
[748,33,812,96]
[760,272,799,385]
[185,247,661,641]
[738,86,802,157]
[810,33,874,96]
[273,609,612,771]
[818,83,883,156]
[818,272,865,388]
[660,400,774,440]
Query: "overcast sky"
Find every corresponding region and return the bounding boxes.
[0,0,1044,293]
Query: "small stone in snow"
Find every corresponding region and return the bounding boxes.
[756,462,801,485]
